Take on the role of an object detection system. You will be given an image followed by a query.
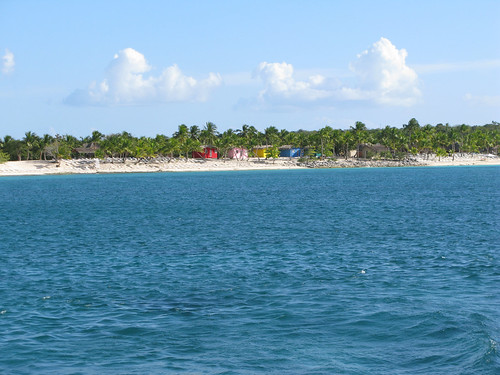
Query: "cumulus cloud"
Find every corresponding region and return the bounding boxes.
[254,37,420,107]
[255,62,338,103]
[349,37,420,105]
[2,49,15,74]
[65,48,221,106]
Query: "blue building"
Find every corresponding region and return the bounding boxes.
[279,147,303,158]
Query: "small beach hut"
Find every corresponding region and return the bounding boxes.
[227,147,248,160]
[358,143,390,159]
[252,146,271,158]
[192,145,218,159]
[73,143,99,158]
[279,146,303,158]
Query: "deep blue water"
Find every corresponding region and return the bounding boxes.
[0,166,499,374]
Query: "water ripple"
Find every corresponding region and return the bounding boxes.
[1,167,499,374]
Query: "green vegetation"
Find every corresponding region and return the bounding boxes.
[0,151,9,163]
[266,145,280,163]
[1,119,499,162]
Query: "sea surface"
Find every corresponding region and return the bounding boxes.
[1,166,499,374]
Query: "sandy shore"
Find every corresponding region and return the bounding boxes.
[0,154,499,177]
[414,153,500,167]
[0,158,304,176]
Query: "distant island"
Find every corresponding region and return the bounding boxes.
[1,119,499,176]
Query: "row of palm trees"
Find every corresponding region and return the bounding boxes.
[1,120,499,162]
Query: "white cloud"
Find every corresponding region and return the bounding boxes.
[2,49,15,74]
[65,48,221,106]
[349,37,421,105]
[255,61,337,103]
[253,37,421,107]
[464,93,500,107]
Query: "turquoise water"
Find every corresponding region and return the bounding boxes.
[1,167,499,374]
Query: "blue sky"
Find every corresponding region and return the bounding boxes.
[1,0,499,138]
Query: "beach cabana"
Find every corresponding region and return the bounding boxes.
[73,143,99,158]
[358,143,390,159]
[252,146,271,158]
[192,145,218,159]
[227,147,248,160]
[279,146,303,158]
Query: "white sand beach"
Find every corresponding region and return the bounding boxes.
[0,158,305,176]
[0,154,499,177]
[413,153,500,167]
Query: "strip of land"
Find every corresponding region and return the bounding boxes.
[0,154,499,177]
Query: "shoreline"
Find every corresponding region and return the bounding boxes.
[0,154,499,177]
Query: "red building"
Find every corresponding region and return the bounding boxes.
[192,146,218,159]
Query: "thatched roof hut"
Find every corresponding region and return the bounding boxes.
[73,143,99,157]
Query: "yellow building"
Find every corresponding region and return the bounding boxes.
[252,146,271,158]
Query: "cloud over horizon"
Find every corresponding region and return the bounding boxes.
[254,61,339,104]
[254,37,421,107]
[65,48,222,106]
[66,40,420,109]
[2,49,15,75]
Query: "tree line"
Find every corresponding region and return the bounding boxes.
[1,119,499,163]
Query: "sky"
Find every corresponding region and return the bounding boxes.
[1,0,499,139]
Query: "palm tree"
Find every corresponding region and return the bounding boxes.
[39,134,54,160]
[44,134,71,161]
[154,134,169,157]
[135,137,158,159]
[330,129,344,157]
[101,133,132,160]
[218,129,238,159]
[341,130,361,159]
[403,118,420,150]
[267,145,280,163]
[181,138,202,159]
[418,124,434,159]
[200,122,219,146]
[238,124,260,155]
[174,124,189,146]
[454,124,469,154]
[317,126,334,159]
[4,121,497,163]
[117,132,135,160]
[189,125,201,140]
[163,137,181,159]
[23,131,40,160]
[2,135,22,161]
[295,131,310,150]
[279,129,289,143]
[264,126,280,147]
[386,127,407,156]
[239,124,250,140]
[281,132,298,158]
[432,131,448,157]
[350,121,367,158]
[90,130,104,144]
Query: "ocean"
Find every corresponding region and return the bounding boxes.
[1,166,499,374]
